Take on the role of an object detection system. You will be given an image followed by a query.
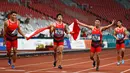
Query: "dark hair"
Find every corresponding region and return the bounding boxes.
[10,11,17,15]
[96,18,101,22]
[56,13,63,18]
[117,20,122,23]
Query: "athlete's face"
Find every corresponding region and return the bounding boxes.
[117,21,122,27]
[95,20,101,26]
[57,15,63,22]
[10,13,17,20]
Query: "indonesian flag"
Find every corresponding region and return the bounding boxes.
[26,26,50,40]
[69,19,80,40]
[26,20,80,40]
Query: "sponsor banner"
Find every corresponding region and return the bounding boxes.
[71,40,86,49]
[84,40,91,49]
[18,38,53,50]
[64,38,71,50]
[18,38,71,51]
[125,39,130,47]
[0,38,6,51]
[103,35,116,48]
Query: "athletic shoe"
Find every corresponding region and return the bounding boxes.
[11,65,15,69]
[121,60,125,64]
[58,65,62,69]
[96,67,99,71]
[8,59,11,66]
[117,62,120,66]
[53,61,57,67]
[93,61,96,67]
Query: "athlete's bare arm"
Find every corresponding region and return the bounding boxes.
[124,27,128,39]
[101,20,115,31]
[77,19,93,29]
[17,21,26,38]
[113,28,119,40]
[50,24,55,33]
[3,21,8,43]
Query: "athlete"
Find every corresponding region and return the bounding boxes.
[114,20,127,65]
[3,11,26,69]
[50,13,73,69]
[77,19,115,71]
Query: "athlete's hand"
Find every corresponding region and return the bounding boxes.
[124,37,128,40]
[75,19,79,23]
[112,19,116,25]
[116,37,119,40]
[70,31,74,35]
[24,36,28,40]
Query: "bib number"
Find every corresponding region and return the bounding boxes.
[92,34,100,41]
[117,34,124,39]
[55,28,64,37]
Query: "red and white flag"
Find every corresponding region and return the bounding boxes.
[69,19,80,40]
[26,20,80,40]
[26,26,50,40]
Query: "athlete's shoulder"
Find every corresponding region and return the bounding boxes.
[4,19,9,25]
[114,27,118,30]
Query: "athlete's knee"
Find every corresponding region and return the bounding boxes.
[90,56,94,60]
[7,52,11,56]
[13,49,17,55]
[121,48,125,51]
[96,53,100,59]
[57,50,62,55]
[117,50,120,54]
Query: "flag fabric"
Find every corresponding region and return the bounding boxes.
[69,19,80,40]
[26,26,50,40]
[26,20,80,40]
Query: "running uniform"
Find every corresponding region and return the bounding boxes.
[53,22,65,46]
[91,27,102,53]
[5,19,18,52]
[114,27,125,50]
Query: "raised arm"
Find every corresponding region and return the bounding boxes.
[77,20,93,29]
[101,20,115,31]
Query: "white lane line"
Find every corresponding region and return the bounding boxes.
[11,51,114,68]
[25,53,130,73]
[120,69,130,73]
[5,69,25,72]
[74,59,130,73]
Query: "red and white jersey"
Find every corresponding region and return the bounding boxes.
[5,19,19,40]
[53,22,65,41]
[91,27,102,42]
[114,27,126,39]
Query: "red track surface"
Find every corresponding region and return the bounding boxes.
[0,49,130,73]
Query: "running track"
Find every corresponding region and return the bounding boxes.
[0,49,130,73]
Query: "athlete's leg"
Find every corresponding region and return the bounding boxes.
[6,40,12,65]
[11,40,17,69]
[90,46,96,67]
[53,44,58,67]
[57,45,64,69]
[90,52,95,67]
[121,43,125,64]
[11,47,17,69]
[116,44,121,65]
[95,52,100,71]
